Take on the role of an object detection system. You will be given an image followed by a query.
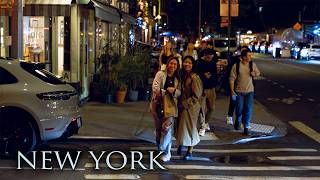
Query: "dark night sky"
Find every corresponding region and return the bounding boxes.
[164,0,320,35]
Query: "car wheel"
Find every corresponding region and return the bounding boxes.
[0,116,37,158]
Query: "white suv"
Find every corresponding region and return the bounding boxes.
[300,44,320,60]
[0,58,82,157]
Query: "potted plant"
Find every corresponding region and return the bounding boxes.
[115,81,128,104]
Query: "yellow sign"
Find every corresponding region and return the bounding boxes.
[293,22,302,31]
[0,0,14,9]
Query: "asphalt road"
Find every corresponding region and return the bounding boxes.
[1,54,320,179]
[253,55,320,145]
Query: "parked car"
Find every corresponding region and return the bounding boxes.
[291,42,308,59]
[0,58,82,157]
[213,37,238,59]
[300,44,320,60]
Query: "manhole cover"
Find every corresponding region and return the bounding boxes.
[140,172,185,180]
[212,155,265,164]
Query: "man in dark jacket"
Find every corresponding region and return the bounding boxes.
[197,48,218,136]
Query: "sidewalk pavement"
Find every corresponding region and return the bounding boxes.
[75,95,287,145]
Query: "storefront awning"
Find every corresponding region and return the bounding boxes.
[24,4,71,16]
[121,12,136,25]
[92,0,121,24]
[24,0,73,5]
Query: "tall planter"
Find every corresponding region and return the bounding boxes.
[115,90,127,103]
[128,90,139,101]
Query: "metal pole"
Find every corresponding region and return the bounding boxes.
[227,0,231,61]
[199,0,201,39]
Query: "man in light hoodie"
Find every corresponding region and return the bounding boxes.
[229,48,260,135]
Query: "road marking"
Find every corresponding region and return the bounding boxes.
[289,121,320,143]
[288,89,293,92]
[0,167,85,171]
[280,85,285,88]
[308,98,315,102]
[90,155,211,162]
[267,98,281,102]
[268,156,320,161]
[166,165,320,171]
[130,147,318,153]
[71,136,123,140]
[296,93,303,97]
[267,79,272,82]
[273,82,278,85]
[84,174,140,179]
[186,175,320,180]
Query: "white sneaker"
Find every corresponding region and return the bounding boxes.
[226,116,233,125]
[205,123,210,130]
[160,154,171,162]
[199,128,206,136]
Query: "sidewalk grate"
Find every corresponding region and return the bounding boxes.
[250,123,275,134]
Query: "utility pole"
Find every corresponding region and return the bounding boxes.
[227,0,231,61]
[199,0,201,39]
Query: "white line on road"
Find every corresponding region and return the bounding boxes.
[0,167,85,171]
[308,98,315,102]
[186,175,320,180]
[280,85,285,88]
[289,121,320,143]
[84,174,140,179]
[268,156,320,161]
[288,89,293,92]
[296,94,303,97]
[273,82,278,85]
[130,147,318,153]
[166,165,320,171]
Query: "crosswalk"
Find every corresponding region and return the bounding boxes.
[81,145,320,179]
[80,120,320,179]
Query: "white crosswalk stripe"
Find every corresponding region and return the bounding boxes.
[82,146,320,179]
[268,156,320,160]
[130,147,318,153]
[186,175,320,180]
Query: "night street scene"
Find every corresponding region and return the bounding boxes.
[1,0,320,179]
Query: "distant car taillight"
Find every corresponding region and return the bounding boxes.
[36,91,77,100]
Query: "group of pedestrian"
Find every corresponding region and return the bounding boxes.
[151,41,260,162]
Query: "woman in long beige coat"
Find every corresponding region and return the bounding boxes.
[176,55,203,160]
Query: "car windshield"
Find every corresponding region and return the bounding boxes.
[312,45,320,49]
[20,62,66,85]
[214,40,237,47]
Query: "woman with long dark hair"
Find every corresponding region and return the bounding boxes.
[176,56,203,160]
[150,57,181,162]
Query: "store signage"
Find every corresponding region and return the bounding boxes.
[220,0,239,17]
[0,0,14,9]
[293,22,302,31]
[220,17,229,27]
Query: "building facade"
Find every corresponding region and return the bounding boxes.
[0,0,136,101]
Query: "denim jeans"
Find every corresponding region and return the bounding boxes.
[159,117,174,156]
[227,95,237,117]
[235,92,254,128]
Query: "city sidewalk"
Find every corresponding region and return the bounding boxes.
[75,95,287,145]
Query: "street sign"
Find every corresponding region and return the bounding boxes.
[220,0,239,17]
[221,17,229,27]
[293,22,302,31]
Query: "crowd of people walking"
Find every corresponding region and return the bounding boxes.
[151,40,260,162]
